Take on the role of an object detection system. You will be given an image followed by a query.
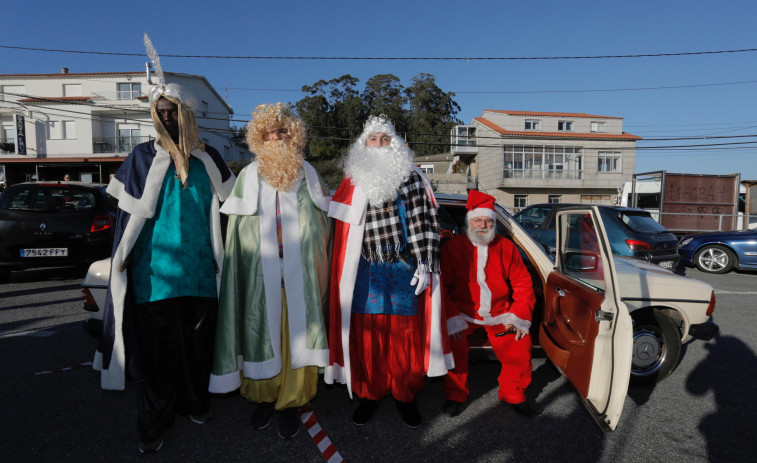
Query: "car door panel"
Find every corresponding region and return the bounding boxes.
[540,207,633,431]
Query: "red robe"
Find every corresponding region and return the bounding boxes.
[324,172,454,398]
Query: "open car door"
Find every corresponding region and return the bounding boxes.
[538,207,633,431]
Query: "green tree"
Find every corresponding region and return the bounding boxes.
[404,73,462,156]
[362,74,408,134]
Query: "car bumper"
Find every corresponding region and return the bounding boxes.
[688,320,719,340]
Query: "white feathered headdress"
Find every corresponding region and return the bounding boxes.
[143,33,198,113]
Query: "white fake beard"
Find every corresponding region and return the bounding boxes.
[344,145,414,206]
[257,140,303,191]
[466,222,496,246]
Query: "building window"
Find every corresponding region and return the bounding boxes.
[514,195,528,209]
[548,195,562,203]
[597,151,622,173]
[590,121,606,133]
[47,121,76,140]
[62,84,82,97]
[117,82,142,100]
[581,195,612,205]
[419,164,434,174]
[503,145,583,180]
[525,120,541,130]
[558,121,574,131]
[451,125,476,153]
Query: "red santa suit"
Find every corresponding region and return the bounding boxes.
[441,191,536,404]
[325,169,454,400]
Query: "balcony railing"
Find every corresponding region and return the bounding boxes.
[503,169,583,180]
[1,138,15,154]
[93,136,153,154]
[90,91,147,101]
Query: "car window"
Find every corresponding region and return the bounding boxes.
[559,212,606,291]
[618,211,669,234]
[515,206,551,228]
[0,186,97,212]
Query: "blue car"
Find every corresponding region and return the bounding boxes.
[678,229,757,274]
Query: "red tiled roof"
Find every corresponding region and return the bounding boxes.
[484,109,623,120]
[18,96,96,103]
[473,117,642,140]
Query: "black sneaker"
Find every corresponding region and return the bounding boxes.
[351,399,380,426]
[442,399,464,417]
[278,407,301,439]
[396,400,422,428]
[138,430,164,454]
[251,402,276,429]
[190,410,213,424]
[511,400,543,417]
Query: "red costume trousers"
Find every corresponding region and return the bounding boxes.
[443,323,532,404]
[349,313,426,402]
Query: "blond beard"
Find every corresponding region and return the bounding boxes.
[344,145,414,206]
[256,140,304,191]
[466,222,496,246]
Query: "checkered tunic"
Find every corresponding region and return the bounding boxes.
[361,171,441,274]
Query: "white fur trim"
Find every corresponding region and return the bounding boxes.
[220,163,260,216]
[209,367,242,392]
[328,184,367,225]
[467,208,496,220]
[324,363,347,386]
[447,315,468,336]
[107,143,171,219]
[426,274,452,377]
[475,244,493,318]
[461,312,532,331]
[192,148,235,202]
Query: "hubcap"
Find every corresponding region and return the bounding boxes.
[632,328,665,374]
[699,248,728,271]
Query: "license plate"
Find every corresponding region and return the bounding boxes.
[20,248,68,257]
[658,260,673,269]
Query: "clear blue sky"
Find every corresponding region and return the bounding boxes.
[3,0,756,179]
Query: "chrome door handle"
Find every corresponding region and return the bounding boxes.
[555,287,565,297]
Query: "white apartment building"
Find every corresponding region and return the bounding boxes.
[451,110,642,209]
[0,68,250,184]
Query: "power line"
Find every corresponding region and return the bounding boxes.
[3,44,757,60]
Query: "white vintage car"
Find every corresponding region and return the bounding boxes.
[82,194,719,430]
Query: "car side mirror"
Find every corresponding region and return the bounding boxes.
[564,251,599,271]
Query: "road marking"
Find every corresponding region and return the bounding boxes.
[35,361,93,375]
[299,404,344,463]
[0,329,55,339]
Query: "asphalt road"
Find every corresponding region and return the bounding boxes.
[1,266,755,462]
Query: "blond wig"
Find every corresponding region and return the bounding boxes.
[246,103,306,155]
[151,95,204,188]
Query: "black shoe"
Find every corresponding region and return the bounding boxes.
[190,410,213,424]
[351,399,380,426]
[396,400,422,428]
[511,401,543,417]
[251,402,276,429]
[278,407,301,439]
[442,399,464,417]
[138,430,164,454]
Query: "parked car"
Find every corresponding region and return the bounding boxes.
[81,257,110,336]
[513,203,680,269]
[678,229,757,274]
[83,194,718,430]
[0,181,116,282]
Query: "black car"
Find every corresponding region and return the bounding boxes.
[0,181,116,282]
[513,203,680,269]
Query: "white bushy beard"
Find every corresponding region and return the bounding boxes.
[344,144,414,206]
[466,221,496,246]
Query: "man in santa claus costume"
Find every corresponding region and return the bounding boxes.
[209,103,331,439]
[441,190,541,418]
[325,115,453,428]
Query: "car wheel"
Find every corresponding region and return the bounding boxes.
[630,310,681,386]
[694,245,736,274]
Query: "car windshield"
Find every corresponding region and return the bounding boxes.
[0,186,97,212]
[618,211,669,234]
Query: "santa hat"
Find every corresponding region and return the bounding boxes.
[466,190,497,220]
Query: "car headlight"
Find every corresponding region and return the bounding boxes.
[679,237,693,247]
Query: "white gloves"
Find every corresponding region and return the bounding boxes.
[410,268,430,295]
